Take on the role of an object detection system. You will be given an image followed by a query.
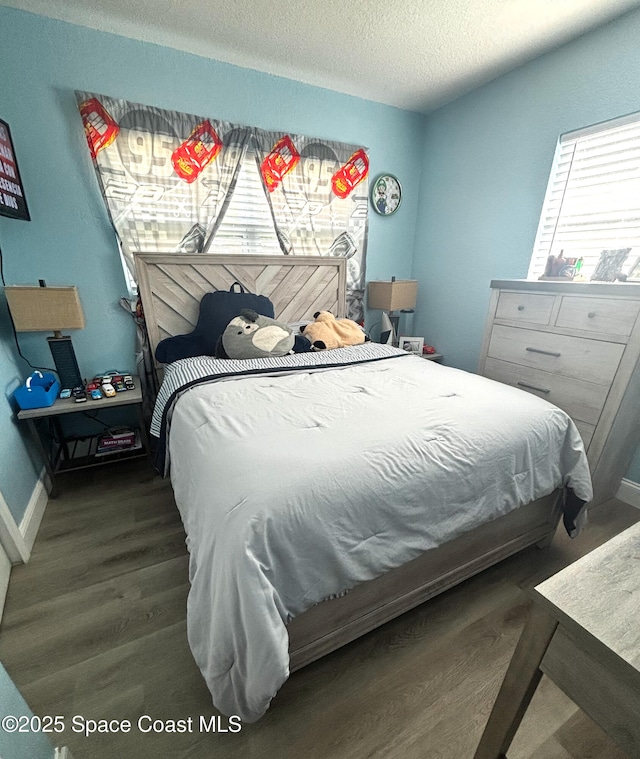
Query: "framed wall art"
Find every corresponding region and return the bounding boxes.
[0,118,30,221]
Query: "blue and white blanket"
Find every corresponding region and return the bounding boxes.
[151,344,409,472]
[151,345,592,722]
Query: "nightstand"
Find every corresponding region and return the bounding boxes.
[17,375,151,497]
[418,353,443,362]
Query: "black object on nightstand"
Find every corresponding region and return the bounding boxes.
[48,335,83,389]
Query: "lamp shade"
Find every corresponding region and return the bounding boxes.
[4,286,85,332]
[367,280,417,311]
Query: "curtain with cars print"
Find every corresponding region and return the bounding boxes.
[252,132,369,320]
[75,92,370,322]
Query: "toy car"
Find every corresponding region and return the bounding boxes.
[60,389,72,399]
[260,135,300,193]
[90,388,103,400]
[72,386,87,403]
[102,383,116,397]
[79,97,120,160]
[171,120,222,183]
[331,148,369,199]
[124,375,135,390]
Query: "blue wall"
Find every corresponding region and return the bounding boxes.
[413,6,640,484]
[0,6,424,523]
[0,662,54,759]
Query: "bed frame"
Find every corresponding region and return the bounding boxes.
[134,252,563,672]
[136,253,347,377]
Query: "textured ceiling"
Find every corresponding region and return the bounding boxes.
[4,0,640,112]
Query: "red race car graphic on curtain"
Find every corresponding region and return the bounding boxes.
[79,98,120,160]
[171,120,223,183]
[260,135,300,192]
[331,148,369,198]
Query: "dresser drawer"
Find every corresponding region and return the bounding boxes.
[484,358,609,425]
[495,292,555,324]
[556,296,640,336]
[487,325,623,385]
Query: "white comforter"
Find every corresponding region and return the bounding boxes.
[165,351,592,722]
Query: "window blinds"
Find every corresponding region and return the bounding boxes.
[528,112,640,280]
[207,149,281,256]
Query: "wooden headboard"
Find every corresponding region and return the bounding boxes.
[135,253,347,361]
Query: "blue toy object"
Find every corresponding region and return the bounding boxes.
[14,371,60,410]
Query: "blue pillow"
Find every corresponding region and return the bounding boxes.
[155,282,275,363]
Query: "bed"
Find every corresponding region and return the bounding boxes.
[136,253,593,723]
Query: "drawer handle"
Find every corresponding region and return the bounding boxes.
[525,347,561,358]
[518,382,550,394]
[517,305,525,311]
[588,311,596,318]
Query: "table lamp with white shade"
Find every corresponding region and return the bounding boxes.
[4,284,85,389]
[367,278,418,345]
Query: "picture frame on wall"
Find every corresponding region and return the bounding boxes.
[0,117,31,221]
[399,336,424,354]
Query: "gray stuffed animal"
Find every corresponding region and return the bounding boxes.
[219,309,295,359]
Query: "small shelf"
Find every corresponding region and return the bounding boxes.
[54,430,146,473]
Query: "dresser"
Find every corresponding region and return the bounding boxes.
[478,280,640,506]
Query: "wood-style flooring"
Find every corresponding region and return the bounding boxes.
[1,460,638,759]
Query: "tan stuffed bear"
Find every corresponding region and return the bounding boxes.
[301,311,367,351]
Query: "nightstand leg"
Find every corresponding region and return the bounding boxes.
[135,403,151,460]
[25,418,59,498]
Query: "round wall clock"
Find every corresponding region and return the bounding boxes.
[371,174,402,216]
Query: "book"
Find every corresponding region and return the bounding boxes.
[97,428,136,453]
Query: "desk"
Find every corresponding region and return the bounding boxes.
[17,376,151,498]
[474,521,640,759]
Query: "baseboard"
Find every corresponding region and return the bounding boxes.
[0,467,49,566]
[0,491,28,564]
[616,478,640,509]
[19,466,49,556]
[0,544,10,621]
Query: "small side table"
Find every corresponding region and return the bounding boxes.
[419,353,443,362]
[474,521,640,759]
[17,376,151,498]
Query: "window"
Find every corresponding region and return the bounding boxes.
[207,148,281,256]
[116,148,280,294]
[528,111,640,281]
[78,92,370,320]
